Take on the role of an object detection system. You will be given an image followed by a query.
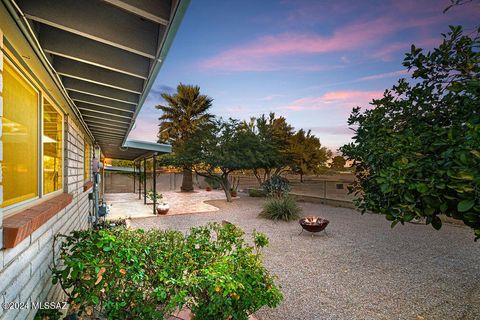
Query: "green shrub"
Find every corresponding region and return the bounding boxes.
[52,224,282,320]
[146,190,163,202]
[262,175,290,198]
[248,188,267,197]
[260,196,302,221]
[340,26,480,239]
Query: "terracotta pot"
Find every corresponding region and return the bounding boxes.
[156,203,170,215]
[230,191,237,197]
[206,186,212,191]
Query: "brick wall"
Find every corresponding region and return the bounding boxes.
[0,114,92,319]
[66,116,90,193]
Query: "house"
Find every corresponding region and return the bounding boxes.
[0,1,189,318]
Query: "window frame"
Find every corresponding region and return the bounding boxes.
[2,49,66,218]
[41,95,65,197]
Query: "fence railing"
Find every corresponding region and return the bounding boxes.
[231,175,356,203]
[104,172,356,204]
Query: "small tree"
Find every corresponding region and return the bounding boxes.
[330,156,347,171]
[341,26,480,239]
[245,113,294,185]
[288,129,331,182]
[166,119,264,202]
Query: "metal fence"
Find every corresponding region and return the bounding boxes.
[104,172,356,203]
[232,174,356,203]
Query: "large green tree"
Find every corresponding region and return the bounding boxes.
[330,156,347,171]
[163,118,265,202]
[156,84,213,192]
[341,26,480,239]
[288,129,331,182]
[244,113,294,185]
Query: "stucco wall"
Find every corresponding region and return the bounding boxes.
[104,172,203,193]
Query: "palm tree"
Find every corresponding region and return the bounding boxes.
[156,84,213,192]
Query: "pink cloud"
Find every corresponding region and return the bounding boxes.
[201,17,398,71]
[127,118,158,143]
[358,70,408,81]
[282,90,384,111]
[199,6,451,73]
[372,38,440,61]
[306,126,354,135]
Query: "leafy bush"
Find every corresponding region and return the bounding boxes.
[146,190,163,202]
[182,225,282,319]
[260,196,302,221]
[248,188,267,197]
[52,224,282,320]
[262,175,290,198]
[340,26,480,239]
[204,175,221,189]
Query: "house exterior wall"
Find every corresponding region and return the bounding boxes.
[0,117,93,320]
[0,7,95,320]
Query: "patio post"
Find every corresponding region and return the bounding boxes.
[143,158,147,204]
[138,162,141,200]
[133,161,136,194]
[153,154,157,215]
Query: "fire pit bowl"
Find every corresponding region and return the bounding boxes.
[299,216,329,234]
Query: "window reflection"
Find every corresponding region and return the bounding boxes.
[1,61,39,207]
[43,100,63,194]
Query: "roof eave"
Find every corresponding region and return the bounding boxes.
[122,0,191,146]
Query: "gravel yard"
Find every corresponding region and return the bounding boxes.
[129,197,480,320]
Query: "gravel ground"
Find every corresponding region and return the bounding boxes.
[129,197,480,320]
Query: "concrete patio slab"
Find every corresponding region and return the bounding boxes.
[104,190,229,220]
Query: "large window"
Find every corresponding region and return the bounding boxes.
[43,99,63,194]
[2,60,39,207]
[2,55,65,211]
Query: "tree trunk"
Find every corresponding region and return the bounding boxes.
[265,169,271,183]
[181,166,194,192]
[253,169,263,187]
[300,173,304,183]
[221,175,232,202]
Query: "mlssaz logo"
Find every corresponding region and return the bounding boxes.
[31,301,68,310]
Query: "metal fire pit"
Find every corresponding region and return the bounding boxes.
[299,216,329,236]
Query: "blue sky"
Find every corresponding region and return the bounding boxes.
[128,0,479,152]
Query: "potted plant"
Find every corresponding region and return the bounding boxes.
[146,190,162,203]
[229,176,240,198]
[205,185,212,191]
[156,200,170,215]
[147,190,169,214]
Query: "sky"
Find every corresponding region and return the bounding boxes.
[127,0,479,153]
